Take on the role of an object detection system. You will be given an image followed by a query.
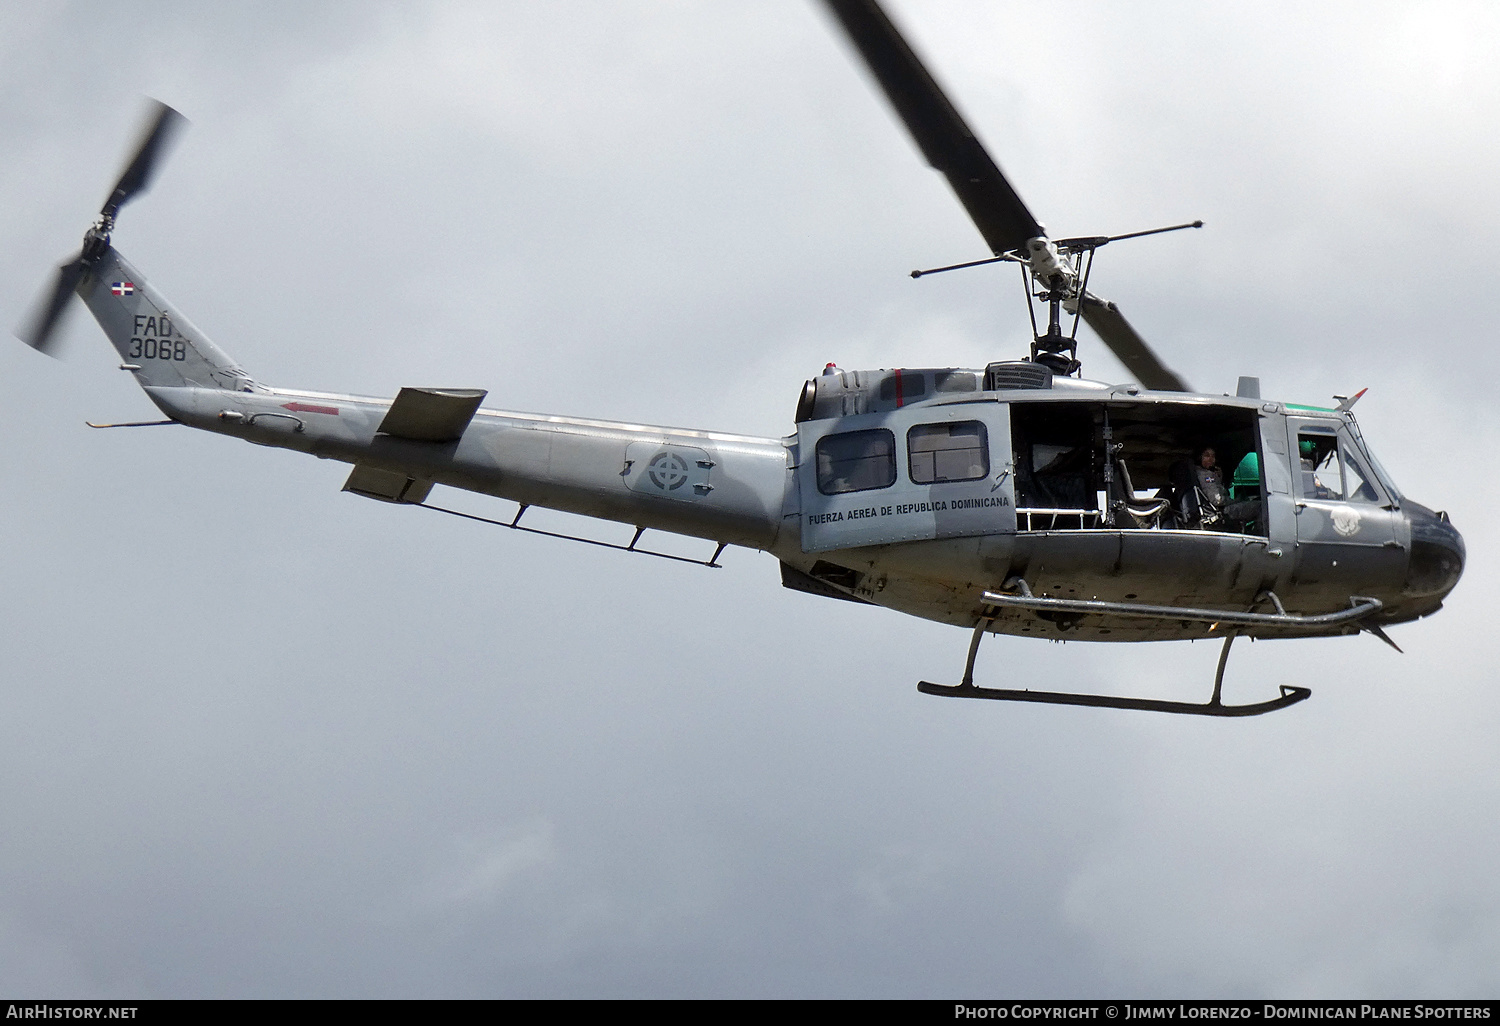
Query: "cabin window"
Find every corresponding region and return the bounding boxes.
[1297,433,1381,503]
[816,428,897,495]
[1340,454,1380,503]
[878,372,927,402]
[908,421,989,484]
[934,370,979,393]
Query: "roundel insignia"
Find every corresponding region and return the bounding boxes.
[624,441,712,498]
[1331,507,1361,537]
[647,451,690,491]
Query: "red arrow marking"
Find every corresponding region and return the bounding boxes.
[282,401,340,416]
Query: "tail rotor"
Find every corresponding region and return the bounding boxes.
[17,100,186,356]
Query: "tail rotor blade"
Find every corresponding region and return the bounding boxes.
[19,100,185,357]
[101,100,185,220]
[1078,293,1190,392]
[17,253,87,356]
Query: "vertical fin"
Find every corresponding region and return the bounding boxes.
[76,248,254,392]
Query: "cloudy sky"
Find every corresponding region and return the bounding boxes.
[2,0,1498,998]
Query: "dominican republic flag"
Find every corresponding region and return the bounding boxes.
[110,281,135,296]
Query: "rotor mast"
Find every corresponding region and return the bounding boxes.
[1023,237,1083,376]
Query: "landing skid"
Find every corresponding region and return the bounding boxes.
[918,622,1311,717]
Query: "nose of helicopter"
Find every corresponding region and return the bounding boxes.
[1403,502,1465,607]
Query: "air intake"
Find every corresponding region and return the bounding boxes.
[984,361,1053,391]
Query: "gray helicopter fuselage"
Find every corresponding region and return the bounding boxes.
[783,365,1462,642]
[85,248,1463,646]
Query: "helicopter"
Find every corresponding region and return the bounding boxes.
[15,0,1464,718]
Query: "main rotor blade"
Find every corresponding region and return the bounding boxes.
[17,253,87,356]
[1078,293,1191,392]
[822,0,1044,256]
[101,100,185,220]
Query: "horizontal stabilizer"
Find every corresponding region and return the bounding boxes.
[377,387,487,442]
[342,465,432,504]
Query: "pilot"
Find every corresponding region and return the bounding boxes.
[1299,439,1338,500]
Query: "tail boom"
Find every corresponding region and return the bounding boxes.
[72,247,791,554]
[145,385,793,553]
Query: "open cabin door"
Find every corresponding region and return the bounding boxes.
[796,401,1015,553]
